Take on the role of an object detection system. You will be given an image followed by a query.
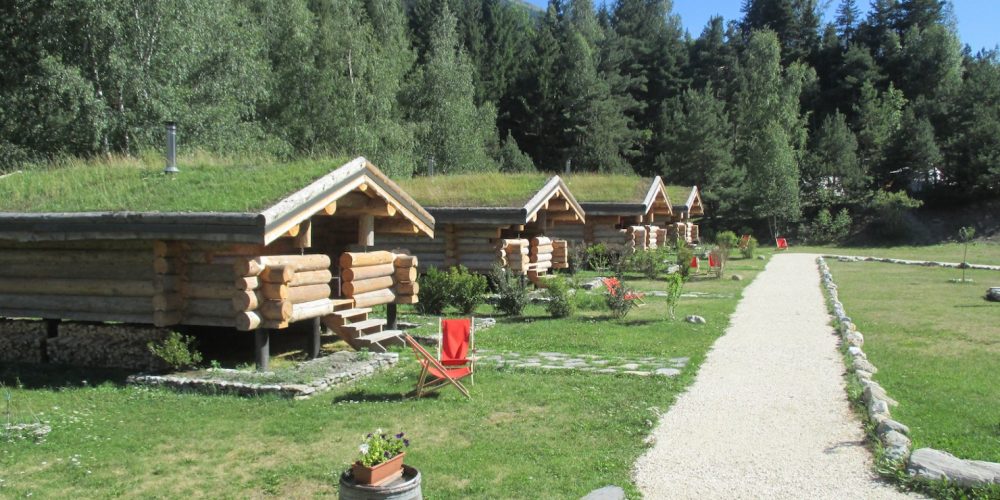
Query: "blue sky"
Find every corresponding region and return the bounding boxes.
[525,1,1000,53]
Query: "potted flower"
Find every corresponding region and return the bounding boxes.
[351,429,410,486]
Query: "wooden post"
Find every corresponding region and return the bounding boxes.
[255,328,271,371]
[294,219,312,249]
[45,319,59,338]
[358,215,375,247]
[308,317,321,360]
[386,303,398,330]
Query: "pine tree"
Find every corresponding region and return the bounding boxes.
[835,0,860,43]
[409,3,498,174]
[945,50,1000,194]
[894,0,947,34]
[654,86,740,215]
[884,108,942,188]
[803,111,864,207]
[853,80,906,177]
[687,17,737,91]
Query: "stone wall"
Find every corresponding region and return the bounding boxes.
[0,319,170,370]
[0,320,48,363]
[817,257,1000,489]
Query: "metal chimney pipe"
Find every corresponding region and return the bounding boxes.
[565,158,571,174]
[164,122,179,174]
[428,157,435,176]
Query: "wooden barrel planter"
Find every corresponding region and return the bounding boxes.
[339,465,422,500]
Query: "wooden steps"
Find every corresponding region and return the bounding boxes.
[322,299,403,352]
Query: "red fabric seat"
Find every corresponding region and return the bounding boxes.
[426,365,472,380]
[403,319,476,399]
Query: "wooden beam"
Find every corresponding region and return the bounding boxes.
[358,215,375,247]
[285,224,300,238]
[294,220,312,249]
[374,218,420,235]
[323,201,337,215]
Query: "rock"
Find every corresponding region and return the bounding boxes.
[868,398,891,420]
[845,331,864,348]
[731,274,743,281]
[881,430,912,461]
[987,287,1000,302]
[757,255,766,260]
[666,264,680,274]
[847,346,866,359]
[862,381,898,407]
[669,357,690,366]
[581,485,626,500]
[622,370,651,377]
[852,357,877,374]
[876,419,910,436]
[475,317,497,330]
[620,363,640,370]
[907,448,1000,487]
[582,278,607,290]
[395,321,420,329]
[685,315,707,324]
[654,368,681,377]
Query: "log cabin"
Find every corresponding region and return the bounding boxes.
[372,173,586,283]
[547,175,674,252]
[663,185,705,244]
[0,157,434,369]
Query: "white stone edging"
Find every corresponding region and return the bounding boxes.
[817,257,1000,489]
[824,254,1000,271]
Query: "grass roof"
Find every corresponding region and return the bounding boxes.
[562,174,651,203]
[665,185,694,206]
[0,155,347,213]
[397,173,551,207]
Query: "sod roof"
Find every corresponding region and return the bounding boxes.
[665,185,696,207]
[561,174,651,203]
[396,173,551,208]
[0,157,348,213]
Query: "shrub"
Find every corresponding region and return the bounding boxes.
[714,231,739,275]
[628,247,669,279]
[664,273,684,320]
[603,277,638,321]
[741,236,758,259]
[148,332,203,370]
[544,277,575,318]
[675,240,695,278]
[447,266,487,315]
[585,243,611,272]
[870,190,921,240]
[800,208,852,244]
[415,267,451,315]
[488,265,528,317]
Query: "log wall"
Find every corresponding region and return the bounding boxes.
[233,253,335,331]
[339,251,421,307]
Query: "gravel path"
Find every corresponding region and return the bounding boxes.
[633,253,915,499]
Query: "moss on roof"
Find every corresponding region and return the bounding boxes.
[562,174,652,203]
[397,173,551,207]
[665,185,695,207]
[0,156,348,213]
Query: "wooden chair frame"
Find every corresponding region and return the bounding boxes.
[403,333,472,399]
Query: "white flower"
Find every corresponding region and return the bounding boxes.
[358,444,369,455]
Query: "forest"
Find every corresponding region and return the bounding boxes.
[1,0,997,236]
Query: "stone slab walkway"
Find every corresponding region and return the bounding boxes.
[476,349,688,377]
[633,253,917,499]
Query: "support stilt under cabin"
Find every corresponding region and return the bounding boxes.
[0,157,435,371]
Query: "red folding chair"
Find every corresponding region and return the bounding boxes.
[776,237,789,251]
[402,319,476,399]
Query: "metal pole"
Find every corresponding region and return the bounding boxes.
[164,122,179,174]
[428,157,435,176]
[565,158,571,174]
[308,317,321,360]
[255,328,270,371]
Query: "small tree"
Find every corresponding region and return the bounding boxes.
[664,273,684,320]
[714,231,739,276]
[958,226,975,282]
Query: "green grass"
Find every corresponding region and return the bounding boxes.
[664,185,694,207]
[0,254,769,498]
[793,242,1000,266]
[561,175,650,203]
[827,261,1000,463]
[398,173,550,207]
[0,154,348,213]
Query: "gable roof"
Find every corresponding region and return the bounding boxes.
[0,157,435,244]
[572,176,673,219]
[416,175,586,226]
[667,185,704,215]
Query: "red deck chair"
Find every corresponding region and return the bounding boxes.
[708,251,723,277]
[437,318,476,385]
[402,320,475,399]
[775,237,789,251]
[738,234,751,251]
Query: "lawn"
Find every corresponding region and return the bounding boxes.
[0,154,348,213]
[0,253,769,498]
[826,260,1000,463]
[793,241,1000,266]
